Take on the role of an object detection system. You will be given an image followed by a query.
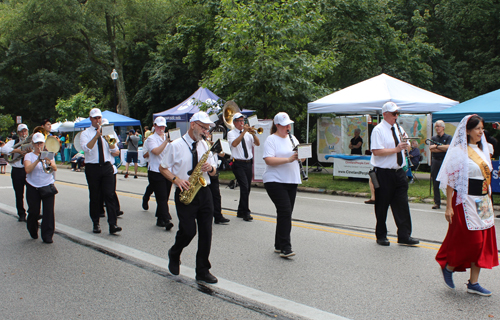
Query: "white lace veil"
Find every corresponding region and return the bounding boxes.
[437,115,492,205]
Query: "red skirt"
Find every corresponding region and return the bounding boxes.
[436,193,499,272]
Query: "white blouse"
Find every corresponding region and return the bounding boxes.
[24,152,55,188]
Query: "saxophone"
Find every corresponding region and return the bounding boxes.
[179,139,213,205]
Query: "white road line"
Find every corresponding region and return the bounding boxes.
[0,186,13,189]
[0,202,349,320]
[252,190,437,213]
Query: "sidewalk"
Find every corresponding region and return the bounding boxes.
[57,164,499,211]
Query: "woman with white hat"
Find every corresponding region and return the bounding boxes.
[262,112,302,258]
[24,132,58,243]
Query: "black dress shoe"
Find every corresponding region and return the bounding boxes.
[196,272,218,284]
[165,221,174,231]
[168,249,180,275]
[432,205,440,209]
[376,238,390,246]
[117,211,124,217]
[42,238,53,244]
[243,214,253,221]
[93,224,101,234]
[156,219,166,227]
[214,217,230,224]
[109,224,122,234]
[398,237,419,245]
[364,199,376,204]
[142,197,149,210]
[18,216,26,222]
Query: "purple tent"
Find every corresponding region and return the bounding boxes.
[153,87,254,121]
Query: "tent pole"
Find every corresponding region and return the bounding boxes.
[306,111,310,171]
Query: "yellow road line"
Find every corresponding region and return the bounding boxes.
[59,181,444,251]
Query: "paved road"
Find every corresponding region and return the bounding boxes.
[1,168,500,320]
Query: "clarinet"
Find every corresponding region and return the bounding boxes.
[425,138,443,146]
[287,130,308,180]
[395,121,410,172]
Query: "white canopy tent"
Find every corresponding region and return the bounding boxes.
[306,73,459,144]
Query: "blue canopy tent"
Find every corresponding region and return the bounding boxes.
[74,110,141,128]
[153,87,254,122]
[432,89,500,123]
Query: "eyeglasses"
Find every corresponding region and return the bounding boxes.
[391,112,400,116]
[233,119,244,123]
[195,122,210,132]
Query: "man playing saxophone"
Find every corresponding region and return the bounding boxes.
[159,111,219,284]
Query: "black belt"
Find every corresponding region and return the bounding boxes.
[86,162,111,167]
[375,167,404,173]
[233,159,252,163]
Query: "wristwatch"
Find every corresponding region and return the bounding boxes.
[172,176,177,182]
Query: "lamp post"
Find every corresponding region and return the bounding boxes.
[111,69,118,113]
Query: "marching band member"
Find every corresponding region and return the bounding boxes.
[3,124,30,221]
[79,108,122,234]
[227,112,260,221]
[146,116,173,230]
[262,112,301,258]
[141,126,154,210]
[160,112,219,283]
[24,132,57,243]
[207,134,230,225]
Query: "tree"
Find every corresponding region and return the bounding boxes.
[54,91,96,122]
[203,0,336,123]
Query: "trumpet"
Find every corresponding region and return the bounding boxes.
[104,135,117,149]
[247,126,264,135]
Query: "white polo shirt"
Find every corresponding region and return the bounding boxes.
[79,126,118,164]
[24,152,55,188]
[227,128,255,160]
[146,132,168,173]
[370,119,408,169]
[161,134,215,186]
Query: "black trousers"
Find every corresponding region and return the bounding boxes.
[26,183,55,242]
[264,182,297,252]
[231,161,252,215]
[84,163,117,225]
[143,183,154,201]
[209,175,222,220]
[374,168,413,240]
[148,170,172,221]
[100,173,121,215]
[170,187,213,275]
[431,159,443,206]
[11,167,26,218]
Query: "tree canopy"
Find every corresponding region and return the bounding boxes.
[0,0,499,145]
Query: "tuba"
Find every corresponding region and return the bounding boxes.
[5,126,47,163]
[222,101,241,131]
[179,138,222,205]
[222,101,262,134]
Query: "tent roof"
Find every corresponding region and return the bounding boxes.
[154,87,254,121]
[74,110,141,128]
[307,73,458,114]
[432,89,500,122]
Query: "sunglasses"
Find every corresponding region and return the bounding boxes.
[390,112,400,116]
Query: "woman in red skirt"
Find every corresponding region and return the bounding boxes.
[436,114,498,296]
